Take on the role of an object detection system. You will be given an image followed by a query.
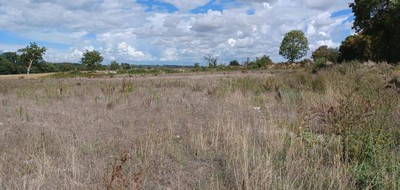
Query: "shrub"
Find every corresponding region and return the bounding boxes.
[312,58,327,73]
[312,45,339,63]
[248,55,273,69]
[229,60,240,66]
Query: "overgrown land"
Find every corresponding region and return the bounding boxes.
[0,62,399,189]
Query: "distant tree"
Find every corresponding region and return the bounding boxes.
[0,52,19,65]
[0,58,19,74]
[243,57,251,67]
[109,60,120,70]
[312,45,339,63]
[249,55,273,68]
[18,42,47,74]
[204,54,218,67]
[279,30,309,62]
[229,60,240,66]
[339,34,372,62]
[120,63,131,70]
[81,50,103,71]
[194,62,201,69]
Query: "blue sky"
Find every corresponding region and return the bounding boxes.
[0,0,354,65]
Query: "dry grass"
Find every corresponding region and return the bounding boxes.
[0,73,55,80]
[0,63,399,189]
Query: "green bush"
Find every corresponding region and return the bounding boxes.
[312,58,327,73]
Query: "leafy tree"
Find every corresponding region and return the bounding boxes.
[229,60,240,66]
[81,50,103,71]
[0,58,20,74]
[339,34,372,62]
[18,42,47,74]
[350,0,400,62]
[204,54,218,67]
[109,60,120,70]
[279,30,309,62]
[0,52,19,65]
[248,55,273,68]
[312,45,339,63]
[120,63,131,70]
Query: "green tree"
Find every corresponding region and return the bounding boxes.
[312,45,339,63]
[120,63,131,70]
[81,50,103,71]
[248,55,273,68]
[339,34,372,62]
[350,0,400,62]
[279,30,309,62]
[229,60,240,66]
[18,42,47,75]
[109,60,120,70]
[1,52,19,65]
[194,62,201,69]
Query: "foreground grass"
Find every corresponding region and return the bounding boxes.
[0,63,399,189]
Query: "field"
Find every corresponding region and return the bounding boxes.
[0,63,399,189]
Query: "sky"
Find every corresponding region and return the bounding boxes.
[0,0,355,65]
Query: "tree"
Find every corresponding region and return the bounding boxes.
[312,45,339,63]
[81,50,103,71]
[339,34,372,62]
[194,62,201,69]
[279,30,309,62]
[109,60,120,70]
[18,42,46,75]
[350,0,400,62]
[1,52,19,65]
[204,54,218,67]
[120,63,131,70]
[229,60,240,66]
[248,55,273,68]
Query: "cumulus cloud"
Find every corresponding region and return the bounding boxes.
[0,0,354,64]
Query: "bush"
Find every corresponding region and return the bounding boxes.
[312,58,327,73]
[248,55,273,69]
[109,61,120,70]
[229,60,240,66]
[312,45,339,63]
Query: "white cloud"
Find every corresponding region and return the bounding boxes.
[160,48,178,61]
[117,42,152,61]
[0,0,354,64]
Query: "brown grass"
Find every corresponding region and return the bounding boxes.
[0,63,399,189]
[0,73,55,80]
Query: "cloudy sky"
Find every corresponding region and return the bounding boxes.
[0,0,354,65]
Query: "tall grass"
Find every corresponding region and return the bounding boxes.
[0,62,398,189]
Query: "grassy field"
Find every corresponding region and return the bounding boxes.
[0,63,399,189]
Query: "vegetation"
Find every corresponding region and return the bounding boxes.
[248,55,273,69]
[81,50,103,71]
[347,0,400,63]
[339,34,372,62]
[229,60,240,66]
[1,2,400,189]
[109,60,120,70]
[204,54,218,68]
[17,42,47,75]
[279,30,309,62]
[312,45,339,63]
[0,63,399,189]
